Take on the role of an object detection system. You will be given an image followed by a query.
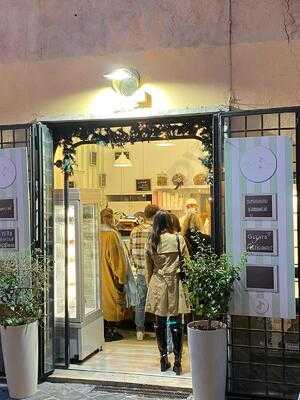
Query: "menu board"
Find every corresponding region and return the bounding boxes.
[0,228,18,249]
[0,199,16,220]
[244,194,276,220]
[246,265,278,291]
[136,179,151,192]
[245,229,277,255]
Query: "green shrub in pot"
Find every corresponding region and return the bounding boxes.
[185,243,246,327]
[184,235,246,400]
[0,248,52,399]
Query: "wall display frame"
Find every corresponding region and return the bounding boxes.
[245,264,278,293]
[242,193,277,220]
[243,228,278,256]
[0,198,17,220]
[136,179,151,192]
[0,227,18,249]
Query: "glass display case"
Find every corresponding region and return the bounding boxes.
[54,189,104,362]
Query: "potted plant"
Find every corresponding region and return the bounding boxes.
[185,242,245,400]
[0,249,51,399]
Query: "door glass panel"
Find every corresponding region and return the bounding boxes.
[68,206,77,319]
[53,204,66,364]
[81,204,99,316]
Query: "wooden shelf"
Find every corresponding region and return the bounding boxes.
[152,185,209,190]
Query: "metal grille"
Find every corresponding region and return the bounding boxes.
[218,110,300,399]
[0,125,32,376]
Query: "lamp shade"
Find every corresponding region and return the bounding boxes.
[113,152,132,167]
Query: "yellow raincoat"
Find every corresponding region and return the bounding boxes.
[99,225,128,322]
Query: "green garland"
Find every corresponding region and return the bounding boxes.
[54,119,213,182]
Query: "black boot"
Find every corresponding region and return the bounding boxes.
[155,316,171,372]
[169,316,183,375]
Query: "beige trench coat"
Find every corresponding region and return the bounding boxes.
[145,232,190,317]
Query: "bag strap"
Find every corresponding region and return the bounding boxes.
[176,234,183,263]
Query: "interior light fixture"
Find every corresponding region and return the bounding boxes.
[103,68,140,97]
[155,140,175,147]
[113,152,132,167]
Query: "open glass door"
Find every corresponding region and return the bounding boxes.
[31,123,55,376]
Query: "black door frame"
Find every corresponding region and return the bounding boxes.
[46,113,215,368]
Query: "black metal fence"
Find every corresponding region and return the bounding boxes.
[217,110,300,400]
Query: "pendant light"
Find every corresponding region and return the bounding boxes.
[113,152,132,167]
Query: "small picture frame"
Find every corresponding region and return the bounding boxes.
[136,179,151,192]
[245,264,278,293]
[243,228,278,256]
[0,227,18,250]
[242,193,277,220]
[0,198,17,221]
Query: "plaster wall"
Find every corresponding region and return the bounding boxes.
[0,0,300,124]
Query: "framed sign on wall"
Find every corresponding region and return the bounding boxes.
[136,179,151,192]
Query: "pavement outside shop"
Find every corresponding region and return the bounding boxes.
[0,382,193,400]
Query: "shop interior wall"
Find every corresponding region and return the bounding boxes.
[54,139,209,215]
[1,1,300,125]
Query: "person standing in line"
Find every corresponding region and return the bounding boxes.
[99,208,128,341]
[129,204,160,341]
[145,211,189,375]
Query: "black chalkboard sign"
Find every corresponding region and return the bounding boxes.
[0,228,17,249]
[244,194,276,219]
[245,229,277,255]
[246,265,277,291]
[136,179,151,192]
[0,199,16,219]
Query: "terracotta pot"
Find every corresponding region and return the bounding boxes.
[188,320,227,400]
[0,321,38,399]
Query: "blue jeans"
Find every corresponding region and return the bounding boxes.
[166,319,174,353]
[135,274,148,331]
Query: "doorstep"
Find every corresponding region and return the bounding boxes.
[49,368,192,395]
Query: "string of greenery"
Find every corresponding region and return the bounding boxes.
[53,119,213,182]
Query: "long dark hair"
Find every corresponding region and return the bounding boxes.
[149,210,173,253]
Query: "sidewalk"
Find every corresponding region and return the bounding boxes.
[0,382,192,400]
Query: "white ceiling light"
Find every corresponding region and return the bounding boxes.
[113,152,132,167]
[155,140,175,147]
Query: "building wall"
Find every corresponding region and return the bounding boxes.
[1,0,300,125]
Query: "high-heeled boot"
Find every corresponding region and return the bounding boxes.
[155,316,171,372]
[170,317,183,375]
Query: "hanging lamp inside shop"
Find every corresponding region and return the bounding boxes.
[113,152,132,167]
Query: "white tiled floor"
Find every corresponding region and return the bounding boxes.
[59,331,192,390]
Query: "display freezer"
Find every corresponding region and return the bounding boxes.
[54,189,104,362]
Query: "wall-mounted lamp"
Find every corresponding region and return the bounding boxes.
[104,68,140,97]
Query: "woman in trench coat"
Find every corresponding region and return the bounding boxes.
[145,210,189,375]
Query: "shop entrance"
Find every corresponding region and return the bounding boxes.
[50,114,213,387]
